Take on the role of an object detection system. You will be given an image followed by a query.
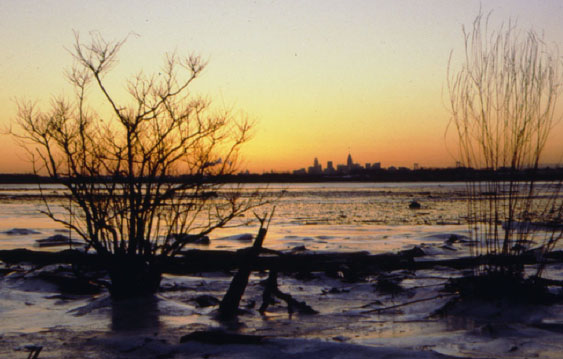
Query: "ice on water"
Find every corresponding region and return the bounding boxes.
[1,182,563,358]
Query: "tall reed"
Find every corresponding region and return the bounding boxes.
[448,12,562,278]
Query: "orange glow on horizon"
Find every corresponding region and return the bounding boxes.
[1,2,562,175]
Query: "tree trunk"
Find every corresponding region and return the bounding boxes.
[107,255,162,299]
[218,226,268,320]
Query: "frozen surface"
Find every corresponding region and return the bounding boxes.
[3,263,563,358]
[1,182,563,358]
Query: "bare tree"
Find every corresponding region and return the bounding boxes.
[448,13,563,279]
[13,33,265,298]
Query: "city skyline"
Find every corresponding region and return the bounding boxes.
[292,153,384,176]
[0,1,562,174]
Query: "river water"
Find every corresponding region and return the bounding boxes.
[0,182,470,253]
[3,182,563,359]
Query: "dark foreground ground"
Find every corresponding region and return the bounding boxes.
[3,239,563,358]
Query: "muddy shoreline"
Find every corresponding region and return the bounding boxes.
[3,241,563,358]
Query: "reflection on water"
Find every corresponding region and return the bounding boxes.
[0,182,470,226]
[0,182,471,252]
[110,296,160,332]
[1,182,560,254]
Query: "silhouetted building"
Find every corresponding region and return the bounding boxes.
[336,164,348,173]
[291,152,385,176]
[308,157,322,175]
[347,153,353,167]
[325,161,335,174]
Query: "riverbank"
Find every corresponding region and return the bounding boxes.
[2,236,563,358]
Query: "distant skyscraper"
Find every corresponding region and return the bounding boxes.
[326,161,335,174]
[308,157,322,175]
[347,153,353,167]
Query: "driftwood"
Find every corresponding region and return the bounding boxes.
[24,345,42,359]
[2,248,562,277]
[363,293,457,314]
[0,248,103,267]
[180,330,265,345]
[218,210,273,320]
[259,270,318,315]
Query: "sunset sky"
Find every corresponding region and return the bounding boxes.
[1,1,562,173]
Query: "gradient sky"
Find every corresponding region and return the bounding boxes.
[1,0,562,173]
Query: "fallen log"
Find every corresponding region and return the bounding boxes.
[1,248,562,276]
[0,248,103,267]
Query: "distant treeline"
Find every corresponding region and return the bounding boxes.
[229,167,563,183]
[0,174,47,184]
[0,167,561,184]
